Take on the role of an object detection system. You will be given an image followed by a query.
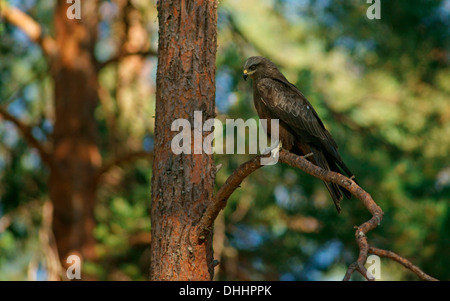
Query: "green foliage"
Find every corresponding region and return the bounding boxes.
[1,0,449,280]
[213,0,450,280]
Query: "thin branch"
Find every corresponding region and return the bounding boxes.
[95,0,157,71]
[198,150,437,281]
[278,150,383,281]
[225,11,268,59]
[95,150,153,182]
[0,107,52,167]
[96,49,158,70]
[368,247,438,281]
[0,2,58,59]
[198,155,265,240]
[278,150,382,217]
[1,75,41,107]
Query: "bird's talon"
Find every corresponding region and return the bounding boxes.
[376,216,382,226]
[303,152,314,159]
[262,141,281,158]
[270,146,279,159]
[262,144,276,155]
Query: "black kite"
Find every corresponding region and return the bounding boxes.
[243,56,356,213]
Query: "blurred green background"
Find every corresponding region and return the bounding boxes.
[0,0,449,280]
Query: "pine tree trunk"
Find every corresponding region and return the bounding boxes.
[150,0,218,280]
[49,0,101,267]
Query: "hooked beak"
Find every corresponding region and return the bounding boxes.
[243,69,248,81]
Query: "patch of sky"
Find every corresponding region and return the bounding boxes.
[216,68,237,113]
[230,224,268,251]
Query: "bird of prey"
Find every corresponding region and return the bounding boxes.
[243,56,356,213]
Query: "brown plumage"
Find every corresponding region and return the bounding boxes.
[243,56,356,213]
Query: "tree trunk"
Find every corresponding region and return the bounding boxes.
[49,0,101,267]
[150,0,218,280]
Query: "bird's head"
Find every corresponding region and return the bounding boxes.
[242,56,280,81]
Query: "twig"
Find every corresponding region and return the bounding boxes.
[369,247,438,281]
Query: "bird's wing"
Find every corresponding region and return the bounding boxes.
[256,77,338,150]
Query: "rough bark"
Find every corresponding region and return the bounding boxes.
[150,0,218,280]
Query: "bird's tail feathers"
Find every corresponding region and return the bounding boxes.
[335,159,358,186]
[310,146,343,213]
[323,181,343,213]
[327,159,352,199]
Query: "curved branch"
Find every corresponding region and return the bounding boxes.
[278,150,382,217]
[368,247,438,281]
[277,150,384,280]
[199,150,437,281]
[198,155,264,240]
[0,107,52,167]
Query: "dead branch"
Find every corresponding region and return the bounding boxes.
[199,149,438,281]
[198,155,264,240]
[278,150,384,281]
[368,247,438,281]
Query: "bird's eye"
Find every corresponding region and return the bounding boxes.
[249,65,256,71]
